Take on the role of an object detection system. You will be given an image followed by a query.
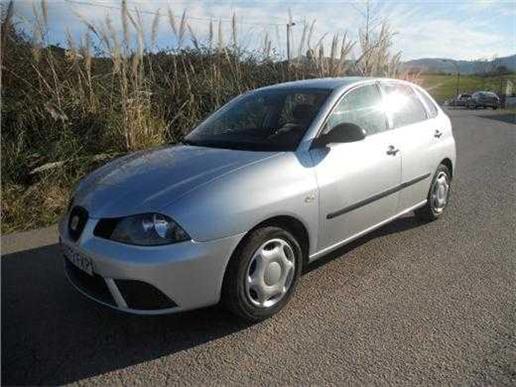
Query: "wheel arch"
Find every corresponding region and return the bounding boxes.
[440,158,453,178]
[219,214,311,310]
[253,216,310,266]
[228,215,311,270]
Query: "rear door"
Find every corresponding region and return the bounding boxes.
[379,81,435,212]
[310,83,402,253]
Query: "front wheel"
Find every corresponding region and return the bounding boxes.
[415,164,452,221]
[222,226,302,322]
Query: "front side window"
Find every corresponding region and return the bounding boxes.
[185,89,330,151]
[324,84,387,135]
[382,82,428,128]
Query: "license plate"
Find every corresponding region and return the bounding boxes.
[62,243,93,276]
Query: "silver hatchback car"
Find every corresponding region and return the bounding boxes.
[60,77,456,321]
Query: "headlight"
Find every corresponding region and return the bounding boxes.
[94,213,190,246]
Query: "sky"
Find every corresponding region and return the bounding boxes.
[7,0,516,61]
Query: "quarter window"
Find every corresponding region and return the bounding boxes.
[324,84,387,135]
[382,83,428,128]
[416,88,439,118]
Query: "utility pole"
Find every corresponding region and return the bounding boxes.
[456,66,460,98]
[442,59,460,98]
[286,21,296,64]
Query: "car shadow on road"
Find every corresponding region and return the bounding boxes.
[2,243,256,385]
[2,214,423,385]
[476,112,516,124]
[303,215,421,275]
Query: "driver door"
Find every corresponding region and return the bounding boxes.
[310,83,402,253]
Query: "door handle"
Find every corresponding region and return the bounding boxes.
[434,130,443,138]
[386,145,399,156]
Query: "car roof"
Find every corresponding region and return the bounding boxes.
[257,77,375,92]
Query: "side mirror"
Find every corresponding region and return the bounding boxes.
[313,123,366,147]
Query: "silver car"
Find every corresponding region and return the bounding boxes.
[60,77,456,321]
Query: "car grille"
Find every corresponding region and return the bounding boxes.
[68,206,88,241]
[115,279,177,310]
[65,257,177,311]
[64,258,116,306]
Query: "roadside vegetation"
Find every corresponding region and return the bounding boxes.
[1,0,407,233]
[3,1,512,234]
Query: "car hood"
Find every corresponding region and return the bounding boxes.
[74,145,278,218]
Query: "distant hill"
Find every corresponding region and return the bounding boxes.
[403,54,516,74]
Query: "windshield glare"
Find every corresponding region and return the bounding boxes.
[185,89,330,151]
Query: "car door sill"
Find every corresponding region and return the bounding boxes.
[309,199,427,261]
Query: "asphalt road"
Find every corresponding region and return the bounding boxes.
[2,109,515,385]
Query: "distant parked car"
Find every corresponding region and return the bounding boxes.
[450,93,471,107]
[466,91,500,109]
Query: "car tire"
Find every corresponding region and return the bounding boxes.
[222,226,302,322]
[415,164,452,222]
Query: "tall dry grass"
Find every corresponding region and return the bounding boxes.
[1,0,406,233]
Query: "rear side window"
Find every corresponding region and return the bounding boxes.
[416,88,439,118]
[382,83,428,128]
[325,84,387,136]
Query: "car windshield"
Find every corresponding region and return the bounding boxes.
[184,88,330,151]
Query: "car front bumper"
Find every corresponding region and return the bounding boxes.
[59,216,244,315]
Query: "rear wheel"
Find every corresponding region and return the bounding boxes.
[415,164,452,221]
[222,226,302,322]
